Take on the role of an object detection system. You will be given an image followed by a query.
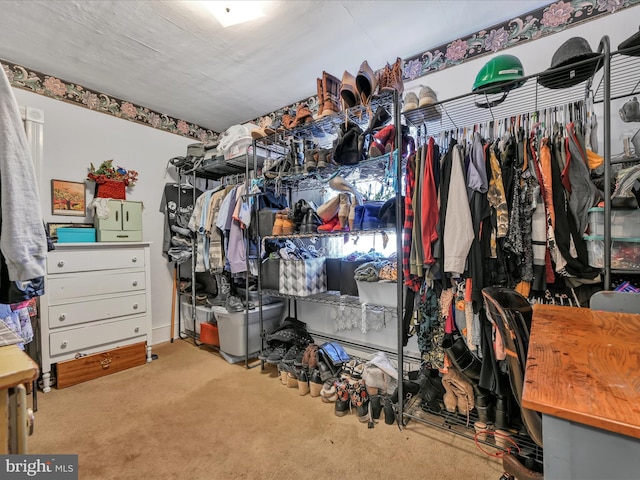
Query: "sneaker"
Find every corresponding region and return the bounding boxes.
[257,345,275,362]
[266,344,288,364]
[402,92,419,112]
[334,380,351,417]
[282,344,305,365]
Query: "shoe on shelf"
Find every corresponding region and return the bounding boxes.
[356,60,378,105]
[266,343,289,364]
[340,70,359,109]
[282,344,305,365]
[320,71,342,118]
[402,91,419,112]
[317,215,340,232]
[369,124,396,158]
[224,295,244,313]
[258,345,275,362]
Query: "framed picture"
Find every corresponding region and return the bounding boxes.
[51,179,86,216]
[47,222,94,242]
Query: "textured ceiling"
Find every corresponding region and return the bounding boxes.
[0,0,551,132]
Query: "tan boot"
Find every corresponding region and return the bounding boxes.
[380,57,404,94]
[317,195,341,223]
[316,77,325,119]
[322,71,342,117]
[340,70,359,109]
[334,193,351,231]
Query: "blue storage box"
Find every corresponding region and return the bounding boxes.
[57,227,96,243]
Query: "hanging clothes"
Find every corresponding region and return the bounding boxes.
[443,144,474,276]
[0,63,47,293]
[403,152,421,292]
[565,122,602,236]
[420,137,439,267]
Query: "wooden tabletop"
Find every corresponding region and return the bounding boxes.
[523,304,640,439]
[0,345,39,390]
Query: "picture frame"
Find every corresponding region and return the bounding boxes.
[51,179,86,216]
[47,222,94,242]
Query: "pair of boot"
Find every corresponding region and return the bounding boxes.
[441,367,475,417]
[272,210,295,235]
[281,104,313,129]
[341,60,377,108]
[369,124,416,159]
[316,71,342,118]
[340,58,404,109]
[205,273,231,307]
[334,378,370,422]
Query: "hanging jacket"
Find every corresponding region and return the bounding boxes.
[420,137,439,266]
[0,64,47,284]
[443,145,474,276]
[566,122,602,235]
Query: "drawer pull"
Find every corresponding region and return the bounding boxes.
[59,314,66,321]
[57,261,65,268]
[61,341,68,349]
[132,281,138,287]
[100,355,112,370]
[134,327,140,333]
[132,257,137,263]
[133,303,139,310]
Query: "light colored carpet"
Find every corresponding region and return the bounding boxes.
[29,340,504,479]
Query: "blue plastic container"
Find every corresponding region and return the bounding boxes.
[57,227,96,243]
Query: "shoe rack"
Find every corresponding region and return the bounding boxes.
[173,149,269,369]
[251,88,408,363]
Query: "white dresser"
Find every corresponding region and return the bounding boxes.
[39,242,152,392]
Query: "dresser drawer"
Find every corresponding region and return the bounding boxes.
[48,293,146,329]
[47,271,145,302]
[47,248,145,274]
[49,315,146,356]
[56,342,147,389]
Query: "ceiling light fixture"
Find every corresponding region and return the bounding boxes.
[202,1,267,28]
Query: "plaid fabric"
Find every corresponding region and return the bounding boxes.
[403,153,422,292]
[0,319,23,346]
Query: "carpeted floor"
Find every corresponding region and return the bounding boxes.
[28,340,504,479]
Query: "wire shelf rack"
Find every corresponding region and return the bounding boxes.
[403,394,543,465]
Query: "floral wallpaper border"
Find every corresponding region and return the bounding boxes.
[2,60,219,143]
[248,0,638,128]
[403,0,640,82]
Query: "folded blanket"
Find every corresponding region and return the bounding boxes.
[354,260,394,282]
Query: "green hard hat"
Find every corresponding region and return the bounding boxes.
[472,54,525,94]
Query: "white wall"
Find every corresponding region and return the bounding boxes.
[12,87,193,345]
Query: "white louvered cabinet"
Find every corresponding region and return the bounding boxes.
[38,242,153,392]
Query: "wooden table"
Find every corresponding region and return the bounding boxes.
[0,345,39,453]
[523,304,640,479]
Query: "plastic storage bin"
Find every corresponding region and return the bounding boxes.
[181,301,215,334]
[584,235,640,270]
[213,302,284,357]
[57,227,96,243]
[588,208,640,237]
[356,281,398,307]
[199,322,219,346]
